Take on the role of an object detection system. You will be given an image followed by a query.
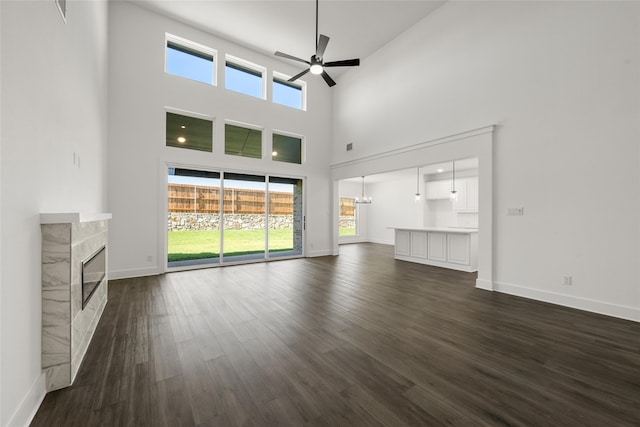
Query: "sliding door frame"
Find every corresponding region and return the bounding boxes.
[161,162,305,273]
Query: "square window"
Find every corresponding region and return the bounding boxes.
[273,77,303,110]
[225,124,262,159]
[166,112,213,152]
[272,133,302,164]
[166,36,215,85]
[225,57,264,99]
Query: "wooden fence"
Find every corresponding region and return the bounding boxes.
[169,184,357,217]
[340,197,355,217]
[168,183,294,215]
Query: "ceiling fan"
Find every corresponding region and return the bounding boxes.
[275,0,360,87]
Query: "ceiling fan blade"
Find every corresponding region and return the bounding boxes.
[324,58,360,68]
[288,68,310,82]
[321,71,336,87]
[275,51,310,65]
[316,34,330,58]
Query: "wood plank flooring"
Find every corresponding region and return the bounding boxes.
[31,243,640,426]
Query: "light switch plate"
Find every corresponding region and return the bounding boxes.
[507,207,524,216]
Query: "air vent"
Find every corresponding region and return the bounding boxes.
[346,143,353,151]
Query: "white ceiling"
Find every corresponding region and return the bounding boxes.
[134,0,446,77]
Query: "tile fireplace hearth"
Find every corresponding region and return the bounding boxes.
[40,213,111,391]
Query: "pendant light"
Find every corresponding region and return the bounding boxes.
[414,167,421,201]
[450,160,458,201]
[355,176,372,204]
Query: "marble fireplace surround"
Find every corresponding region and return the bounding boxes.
[41,212,112,391]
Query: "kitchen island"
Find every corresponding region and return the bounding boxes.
[390,227,478,272]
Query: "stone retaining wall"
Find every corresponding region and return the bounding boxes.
[168,213,293,231]
[168,213,357,231]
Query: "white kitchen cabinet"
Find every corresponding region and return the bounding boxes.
[447,233,470,265]
[427,232,447,262]
[452,177,479,213]
[391,227,478,272]
[466,177,479,212]
[426,180,452,200]
[410,232,428,259]
[395,230,410,256]
[451,179,468,211]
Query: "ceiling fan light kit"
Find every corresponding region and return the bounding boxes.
[274,0,360,87]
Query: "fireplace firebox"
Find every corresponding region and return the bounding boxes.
[82,245,106,309]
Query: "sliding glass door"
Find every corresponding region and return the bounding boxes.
[167,167,303,268]
[268,177,303,258]
[167,168,221,267]
[221,172,266,263]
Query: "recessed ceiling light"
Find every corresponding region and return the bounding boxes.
[437,168,444,173]
[181,125,186,129]
[272,151,278,156]
[177,136,186,143]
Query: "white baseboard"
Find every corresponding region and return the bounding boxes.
[108,266,160,280]
[306,249,333,257]
[475,278,494,291]
[367,238,393,245]
[8,373,46,427]
[493,281,640,322]
[338,237,368,245]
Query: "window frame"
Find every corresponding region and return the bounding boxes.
[272,71,307,111]
[165,107,215,153]
[165,33,217,86]
[339,197,359,238]
[224,120,264,160]
[224,54,267,100]
[271,130,304,165]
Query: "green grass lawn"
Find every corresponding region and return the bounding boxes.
[168,229,294,262]
[339,227,356,236]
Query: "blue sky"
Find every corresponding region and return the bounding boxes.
[167,45,302,109]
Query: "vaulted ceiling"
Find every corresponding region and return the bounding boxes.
[134,0,445,75]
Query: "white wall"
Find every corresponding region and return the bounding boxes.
[338,180,369,243]
[332,2,640,321]
[108,2,334,278]
[0,1,109,425]
[366,175,424,244]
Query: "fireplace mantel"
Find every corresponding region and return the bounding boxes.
[40,212,112,224]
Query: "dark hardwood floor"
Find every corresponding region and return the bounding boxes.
[32,243,640,426]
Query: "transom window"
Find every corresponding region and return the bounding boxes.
[225,123,262,159]
[225,56,265,99]
[165,34,216,85]
[272,133,302,164]
[273,74,304,110]
[166,111,213,152]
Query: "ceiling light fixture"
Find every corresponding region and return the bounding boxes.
[310,57,323,75]
[274,0,360,87]
[437,168,444,173]
[355,176,372,204]
[450,160,458,201]
[415,167,421,202]
[272,150,278,156]
[177,136,186,143]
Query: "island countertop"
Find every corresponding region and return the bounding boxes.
[388,226,478,234]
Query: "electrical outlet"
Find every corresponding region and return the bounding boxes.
[507,207,524,216]
[562,275,572,286]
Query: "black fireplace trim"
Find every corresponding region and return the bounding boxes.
[81,246,106,309]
